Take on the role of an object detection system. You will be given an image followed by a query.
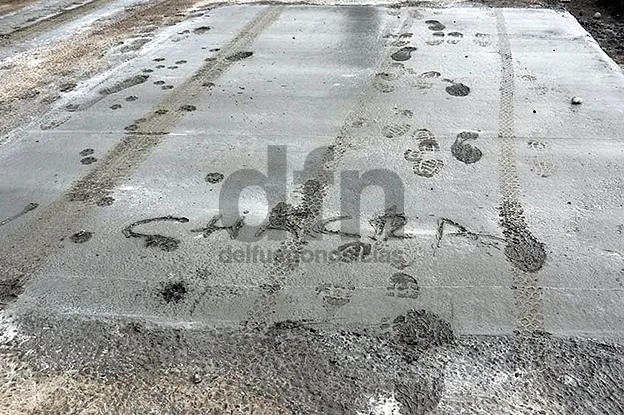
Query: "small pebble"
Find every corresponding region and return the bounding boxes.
[192,373,202,384]
[593,12,601,19]
[571,96,583,105]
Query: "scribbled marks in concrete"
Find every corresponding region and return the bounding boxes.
[193,26,211,34]
[425,20,446,31]
[316,282,355,310]
[392,310,455,361]
[451,131,483,164]
[191,214,245,240]
[404,129,444,178]
[159,280,188,303]
[391,46,417,62]
[226,51,253,61]
[387,273,420,299]
[445,81,471,97]
[122,216,189,251]
[370,206,407,241]
[474,32,492,47]
[0,203,38,227]
[205,172,224,184]
[70,230,92,244]
[382,123,411,138]
[336,241,372,262]
[99,74,149,96]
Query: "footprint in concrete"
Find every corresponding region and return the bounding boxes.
[425,20,446,31]
[527,140,556,178]
[154,57,166,62]
[316,282,355,310]
[391,46,417,62]
[527,140,548,151]
[59,83,77,93]
[79,148,94,157]
[110,104,122,110]
[193,26,211,34]
[156,64,166,69]
[202,82,215,88]
[474,32,492,47]
[81,156,98,165]
[209,48,220,52]
[142,68,154,73]
[99,74,149,96]
[70,230,92,244]
[373,71,399,93]
[167,65,179,70]
[175,60,187,64]
[226,51,253,61]
[335,241,372,263]
[446,31,464,44]
[179,104,196,112]
[395,108,413,117]
[125,96,138,102]
[426,32,445,46]
[155,109,169,115]
[392,309,455,360]
[451,131,483,164]
[386,272,420,299]
[159,280,188,303]
[370,206,407,241]
[64,103,79,112]
[409,70,441,89]
[404,129,444,178]
[391,40,410,47]
[382,123,411,138]
[162,85,174,90]
[124,124,138,132]
[154,80,165,85]
[444,80,471,97]
[205,172,224,184]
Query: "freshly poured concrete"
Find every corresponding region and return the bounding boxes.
[0,4,624,413]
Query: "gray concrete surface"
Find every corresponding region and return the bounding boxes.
[0,3,623,413]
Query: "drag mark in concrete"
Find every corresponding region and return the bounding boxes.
[0,203,38,227]
[370,206,407,241]
[310,215,361,239]
[246,13,416,326]
[434,218,504,249]
[99,75,149,96]
[451,131,483,164]
[123,216,189,251]
[496,11,547,333]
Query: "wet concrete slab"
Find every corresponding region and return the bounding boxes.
[1,5,624,336]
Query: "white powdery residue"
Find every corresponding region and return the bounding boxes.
[358,392,402,415]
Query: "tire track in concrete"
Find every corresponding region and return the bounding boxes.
[0,0,112,46]
[0,6,283,309]
[247,11,415,326]
[496,11,546,334]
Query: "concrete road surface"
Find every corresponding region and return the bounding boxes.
[0,2,623,413]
